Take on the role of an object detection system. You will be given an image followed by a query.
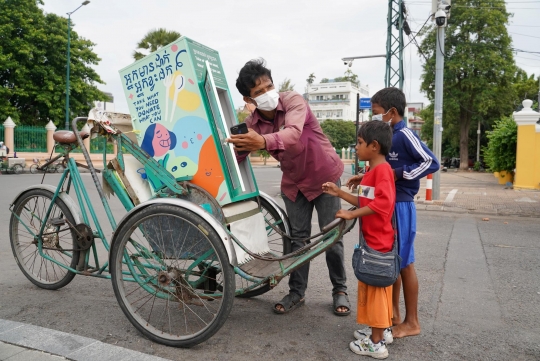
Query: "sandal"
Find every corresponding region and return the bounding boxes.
[333,292,351,316]
[273,292,305,314]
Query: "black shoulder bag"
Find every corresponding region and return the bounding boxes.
[352,213,401,287]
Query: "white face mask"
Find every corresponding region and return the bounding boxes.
[252,89,280,111]
[372,108,393,123]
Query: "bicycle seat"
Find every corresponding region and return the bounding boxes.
[53,130,89,144]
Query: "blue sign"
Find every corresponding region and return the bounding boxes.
[359,98,371,109]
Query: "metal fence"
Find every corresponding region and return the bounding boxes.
[14,126,47,152]
[71,135,114,154]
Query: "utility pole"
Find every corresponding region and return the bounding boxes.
[432,0,448,200]
[65,1,90,130]
[385,0,406,89]
[476,121,481,163]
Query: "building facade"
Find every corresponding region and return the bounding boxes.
[406,102,425,138]
[306,80,370,122]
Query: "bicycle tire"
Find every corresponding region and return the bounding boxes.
[110,204,235,348]
[236,196,291,298]
[12,164,23,174]
[10,189,80,289]
[29,164,39,174]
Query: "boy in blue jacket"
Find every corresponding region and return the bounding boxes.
[348,88,439,340]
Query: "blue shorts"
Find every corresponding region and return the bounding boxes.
[395,201,416,269]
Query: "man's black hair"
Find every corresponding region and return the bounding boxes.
[370,87,406,117]
[357,120,393,156]
[236,58,273,97]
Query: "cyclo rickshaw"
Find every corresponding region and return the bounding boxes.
[8,36,355,348]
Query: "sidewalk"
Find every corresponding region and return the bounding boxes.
[415,171,540,217]
[0,320,170,361]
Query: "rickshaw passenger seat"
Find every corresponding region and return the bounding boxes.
[53,130,89,144]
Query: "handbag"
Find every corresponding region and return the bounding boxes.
[352,213,401,287]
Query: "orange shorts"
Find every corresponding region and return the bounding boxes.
[356,281,393,329]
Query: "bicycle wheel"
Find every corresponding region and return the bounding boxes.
[10,189,80,289]
[12,164,22,174]
[55,164,65,173]
[29,164,39,174]
[110,204,235,348]
[236,196,291,298]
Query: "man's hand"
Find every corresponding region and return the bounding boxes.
[226,129,266,152]
[322,182,341,197]
[346,174,364,191]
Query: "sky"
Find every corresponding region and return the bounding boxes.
[40,1,540,114]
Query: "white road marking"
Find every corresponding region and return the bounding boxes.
[444,189,458,203]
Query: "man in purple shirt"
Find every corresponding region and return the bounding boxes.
[227,59,350,315]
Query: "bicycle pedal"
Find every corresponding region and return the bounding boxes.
[49,218,66,226]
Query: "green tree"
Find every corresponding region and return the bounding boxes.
[512,70,539,111]
[0,0,106,126]
[320,119,356,150]
[306,73,316,84]
[133,28,181,61]
[320,78,330,83]
[335,69,359,87]
[419,0,516,170]
[278,78,295,92]
[236,107,249,123]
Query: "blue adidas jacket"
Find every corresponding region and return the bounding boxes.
[386,121,440,202]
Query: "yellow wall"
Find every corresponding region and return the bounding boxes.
[514,124,540,190]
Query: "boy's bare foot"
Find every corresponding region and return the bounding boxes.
[391,321,421,338]
[391,316,402,326]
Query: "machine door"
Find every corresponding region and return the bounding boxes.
[203,61,257,199]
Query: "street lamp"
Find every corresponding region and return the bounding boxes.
[65,1,90,130]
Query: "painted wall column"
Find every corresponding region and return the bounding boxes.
[3,117,16,153]
[45,120,57,154]
[513,99,540,190]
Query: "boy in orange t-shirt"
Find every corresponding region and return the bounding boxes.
[323,120,395,359]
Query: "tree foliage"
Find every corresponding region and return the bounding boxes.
[419,0,516,169]
[483,116,517,173]
[306,73,316,84]
[0,0,106,126]
[320,119,357,150]
[278,78,295,92]
[133,28,181,61]
[334,69,360,87]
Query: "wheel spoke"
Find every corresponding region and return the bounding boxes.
[110,205,234,347]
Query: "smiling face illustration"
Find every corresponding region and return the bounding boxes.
[152,124,172,156]
[141,123,177,158]
[173,116,212,163]
[192,137,224,197]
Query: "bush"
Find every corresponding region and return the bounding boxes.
[483,117,517,173]
[319,119,356,150]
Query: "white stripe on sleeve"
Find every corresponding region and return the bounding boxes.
[401,128,433,179]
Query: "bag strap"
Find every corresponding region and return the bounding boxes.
[357,211,399,255]
[391,211,399,255]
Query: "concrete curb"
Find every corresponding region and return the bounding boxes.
[0,319,170,361]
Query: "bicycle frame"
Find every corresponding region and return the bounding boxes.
[11,116,352,297]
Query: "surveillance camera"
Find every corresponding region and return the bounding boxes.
[344,61,348,65]
[348,61,353,68]
[435,9,447,26]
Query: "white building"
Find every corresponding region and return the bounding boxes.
[306,80,369,122]
[406,102,425,138]
[94,92,115,112]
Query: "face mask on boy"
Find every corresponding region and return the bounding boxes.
[252,89,280,111]
[372,108,393,124]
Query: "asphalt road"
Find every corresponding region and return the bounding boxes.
[0,168,539,360]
